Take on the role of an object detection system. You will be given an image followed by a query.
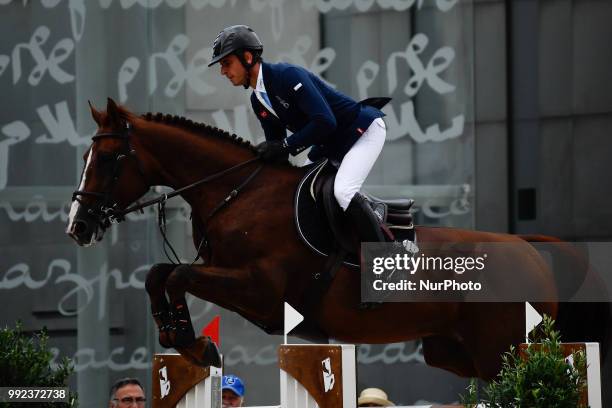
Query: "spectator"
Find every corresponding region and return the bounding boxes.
[109,378,146,407]
[222,374,245,407]
[358,387,394,407]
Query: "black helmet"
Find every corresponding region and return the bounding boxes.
[208,25,263,67]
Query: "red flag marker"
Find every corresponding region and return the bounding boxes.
[202,315,220,348]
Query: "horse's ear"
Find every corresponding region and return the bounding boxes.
[88,100,103,126]
[106,97,122,127]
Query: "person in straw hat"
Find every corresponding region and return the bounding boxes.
[357,387,395,407]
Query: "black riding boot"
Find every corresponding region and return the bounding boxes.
[346,193,388,310]
[345,193,386,243]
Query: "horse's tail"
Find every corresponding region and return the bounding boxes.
[520,234,611,358]
[519,235,587,299]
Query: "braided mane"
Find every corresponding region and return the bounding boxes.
[141,112,257,153]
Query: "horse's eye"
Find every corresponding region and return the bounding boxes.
[96,152,115,166]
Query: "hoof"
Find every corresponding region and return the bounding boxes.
[202,337,222,367]
[176,336,222,368]
[171,325,196,348]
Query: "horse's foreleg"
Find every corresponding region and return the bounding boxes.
[145,263,176,348]
[164,264,267,343]
[163,264,199,347]
[163,264,262,367]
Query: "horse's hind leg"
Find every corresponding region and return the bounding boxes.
[422,336,478,378]
[145,263,175,348]
[459,302,526,380]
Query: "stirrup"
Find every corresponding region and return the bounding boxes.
[368,200,387,224]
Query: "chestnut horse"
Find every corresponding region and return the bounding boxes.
[67,99,608,380]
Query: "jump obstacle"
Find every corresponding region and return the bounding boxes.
[152,353,222,408]
[152,344,355,408]
[151,342,602,408]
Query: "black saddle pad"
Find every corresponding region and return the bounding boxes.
[294,161,359,267]
[294,160,417,267]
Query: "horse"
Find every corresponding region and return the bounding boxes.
[66,98,609,380]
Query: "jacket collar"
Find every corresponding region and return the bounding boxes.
[253,63,278,117]
[255,63,266,93]
[259,62,275,94]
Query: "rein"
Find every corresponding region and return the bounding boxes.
[117,157,261,220]
[128,157,263,265]
[72,122,264,265]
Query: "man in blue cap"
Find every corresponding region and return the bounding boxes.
[222,374,245,407]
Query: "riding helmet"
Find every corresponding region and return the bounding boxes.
[208,25,263,67]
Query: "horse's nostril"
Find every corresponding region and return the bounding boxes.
[73,220,88,235]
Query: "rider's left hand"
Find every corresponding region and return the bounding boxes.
[256,140,290,162]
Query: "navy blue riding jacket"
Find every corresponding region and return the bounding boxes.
[250,62,385,162]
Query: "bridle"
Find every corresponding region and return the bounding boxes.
[72,122,146,231]
[71,121,264,264]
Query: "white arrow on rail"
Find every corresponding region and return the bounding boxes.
[284,302,304,344]
[525,301,543,343]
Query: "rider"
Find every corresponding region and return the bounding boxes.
[208,25,387,243]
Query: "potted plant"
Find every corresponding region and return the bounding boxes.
[461,315,588,408]
[0,322,78,407]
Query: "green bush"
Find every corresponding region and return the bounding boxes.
[0,322,77,407]
[461,315,588,408]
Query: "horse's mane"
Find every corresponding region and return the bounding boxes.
[139,111,257,153]
[111,104,297,168]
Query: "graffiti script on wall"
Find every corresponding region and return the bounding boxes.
[0,0,470,374]
[0,0,468,188]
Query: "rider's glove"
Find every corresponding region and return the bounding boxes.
[256,140,290,162]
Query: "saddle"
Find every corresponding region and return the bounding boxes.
[287,160,417,342]
[295,160,416,266]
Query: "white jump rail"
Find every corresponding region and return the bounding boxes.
[578,342,602,408]
[152,341,600,408]
[151,344,355,408]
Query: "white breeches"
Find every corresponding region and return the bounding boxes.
[334,118,386,210]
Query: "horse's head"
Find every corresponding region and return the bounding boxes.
[66,98,150,246]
